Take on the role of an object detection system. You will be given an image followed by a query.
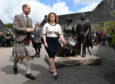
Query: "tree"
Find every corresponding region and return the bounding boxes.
[5,23,13,29]
[113,12,115,15]
[104,21,115,29]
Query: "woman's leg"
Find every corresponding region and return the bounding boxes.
[49,57,57,75]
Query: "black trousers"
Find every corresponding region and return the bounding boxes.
[34,42,41,54]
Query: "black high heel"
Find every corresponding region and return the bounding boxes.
[53,74,58,80]
[50,71,53,74]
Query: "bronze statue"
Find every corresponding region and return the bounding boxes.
[57,18,77,56]
[76,13,93,57]
[64,18,74,37]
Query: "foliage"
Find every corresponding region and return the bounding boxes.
[109,32,115,47]
[96,21,115,47]
[5,23,13,29]
[104,21,115,29]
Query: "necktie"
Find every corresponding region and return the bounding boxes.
[36,28,38,32]
[26,15,29,27]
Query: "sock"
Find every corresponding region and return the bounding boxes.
[26,59,32,74]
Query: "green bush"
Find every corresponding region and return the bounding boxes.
[5,23,13,29]
[109,32,115,47]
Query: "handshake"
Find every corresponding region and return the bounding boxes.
[27,28,34,33]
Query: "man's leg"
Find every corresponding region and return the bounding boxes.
[38,48,40,56]
[26,58,35,80]
[36,48,40,58]
[26,59,31,74]
[35,47,37,54]
[35,43,41,58]
[13,57,19,75]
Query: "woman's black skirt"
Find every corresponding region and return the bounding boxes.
[45,37,58,58]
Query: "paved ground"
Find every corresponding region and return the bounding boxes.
[0,45,115,84]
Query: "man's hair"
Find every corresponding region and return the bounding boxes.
[35,22,39,26]
[22,4,28,10]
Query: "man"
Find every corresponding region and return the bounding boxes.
[33,22,42,58]
[5,32,12,47]
[10,32,15,46]
[12,4,36,80]
[76,13,92,57]
[0,32,5,47]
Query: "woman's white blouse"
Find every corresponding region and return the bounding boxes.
[42,23,63,37]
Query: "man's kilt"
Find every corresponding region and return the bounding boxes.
[12,41,36,58]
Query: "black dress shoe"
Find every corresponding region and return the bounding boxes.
[36,54,40,58]
[13,67,18,75]
[53,74,58,80]
[26,73,36,80]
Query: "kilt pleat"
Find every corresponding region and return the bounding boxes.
[12,41,35,57]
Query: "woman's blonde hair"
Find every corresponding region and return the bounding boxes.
[47,12,58,23]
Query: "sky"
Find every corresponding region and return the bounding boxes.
[0,0,102,24]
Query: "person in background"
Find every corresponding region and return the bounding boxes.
[101,31,106,46]
[42,12,66,80]
[106,32,110,45]
[33,22,42,58]
[0,32,5,47]
[5,32,12,47]
[10,32,15,46]
[97,31,101,44]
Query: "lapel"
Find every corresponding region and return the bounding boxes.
[21,13,27,26]
[21,13,31,27]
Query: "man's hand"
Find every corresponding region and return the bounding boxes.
[35,41,39,43]
[27,28,34,33]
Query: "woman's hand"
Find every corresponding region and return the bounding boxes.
[63,41,66,46]
[45,42,48,48]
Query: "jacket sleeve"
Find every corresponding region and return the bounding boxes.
[38,29,42,41]
[13,15,27,33]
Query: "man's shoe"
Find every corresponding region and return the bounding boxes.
[26,73,36,80]
[13,67,18,75]
[36,54,40,58]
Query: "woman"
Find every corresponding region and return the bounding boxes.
[42,12,66,79]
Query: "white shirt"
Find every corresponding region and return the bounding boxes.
[23,13,27,19]
[42,23,63,37]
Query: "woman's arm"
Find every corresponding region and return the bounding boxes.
[42,35,48,48]
[59,34,66,46]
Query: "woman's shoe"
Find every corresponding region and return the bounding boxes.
[53,74,58,80]
[50,71,53,74]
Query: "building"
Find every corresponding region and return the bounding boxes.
[40,0,115,30]
[0,20,9,33]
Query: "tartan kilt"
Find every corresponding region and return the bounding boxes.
[12,41,36,58]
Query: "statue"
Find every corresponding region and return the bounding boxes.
[57,18,77,56]
[63,18,74,37]
[76,13,93,57]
